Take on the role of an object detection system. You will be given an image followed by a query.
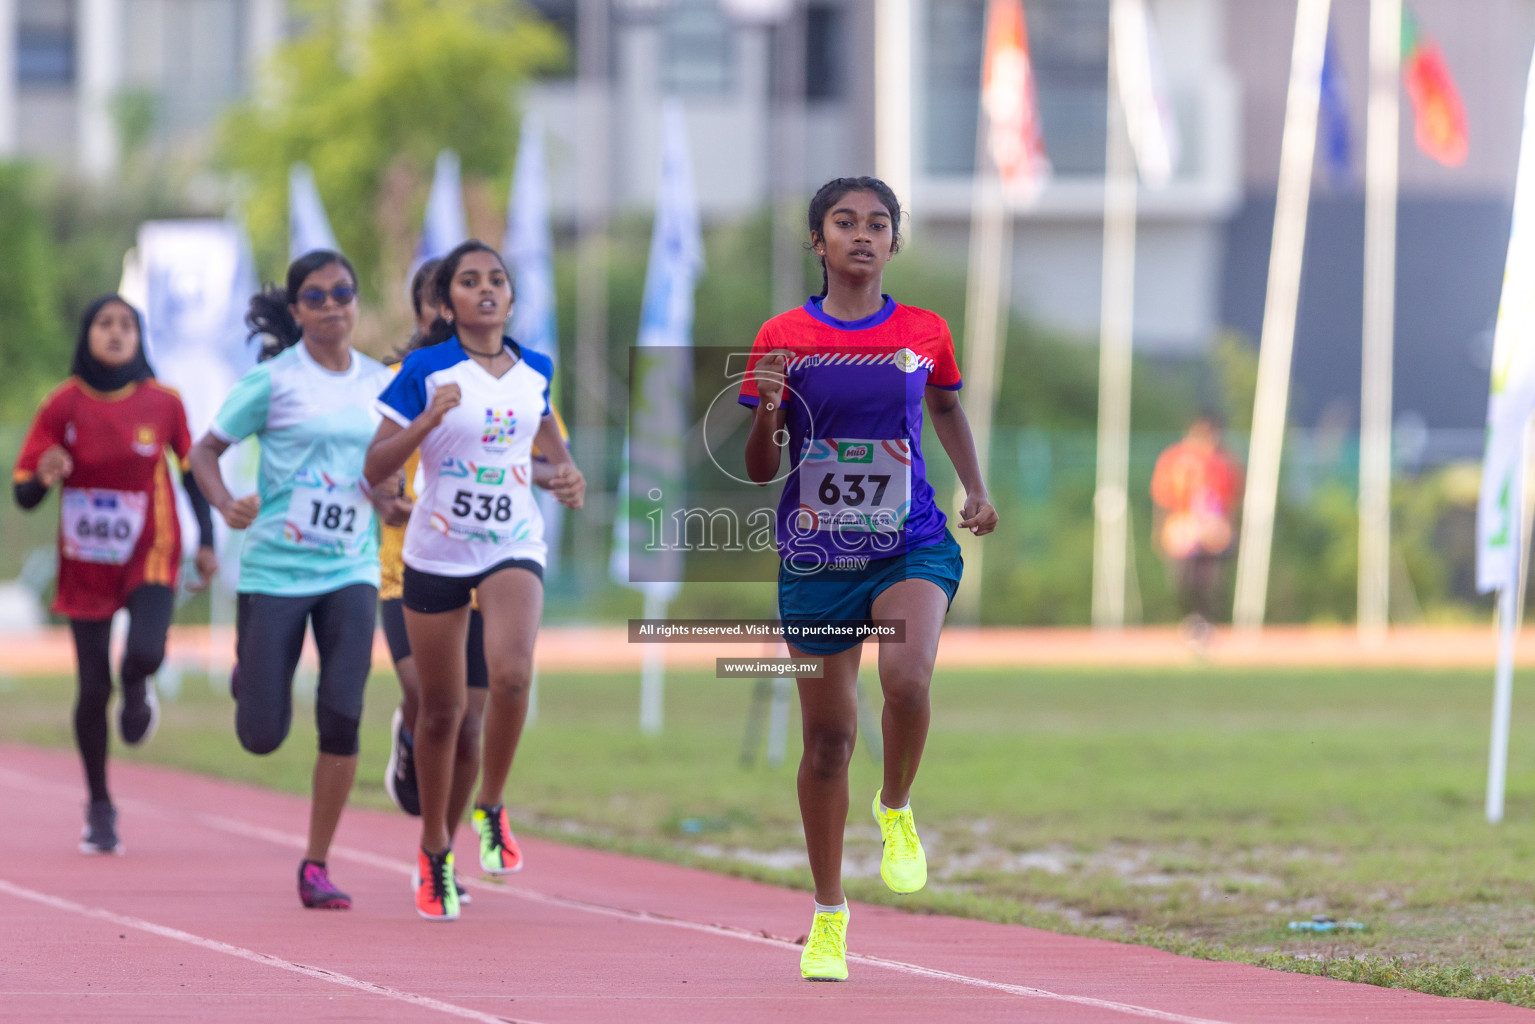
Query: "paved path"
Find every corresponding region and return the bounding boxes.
[1,745,1528,1023]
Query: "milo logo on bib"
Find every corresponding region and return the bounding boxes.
[838,442,874,464]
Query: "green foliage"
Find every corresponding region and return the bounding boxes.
[1210,330,1258,432]
[218,0,565,295]
[0,165,63,418]
[0,162,201,419]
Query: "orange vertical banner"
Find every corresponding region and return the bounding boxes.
[982,0,1051,200]
[1402,9,1468,166]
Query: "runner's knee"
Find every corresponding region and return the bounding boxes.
[416,694,466,745]
[316,703,360,756]
[121,634,167,681]
[456,706,485,762]
[238,717,288,755]
[486,663,531,704]
[802,724,856,778]
[880,669,931,716]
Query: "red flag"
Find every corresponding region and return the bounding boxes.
[1402,9,1468,167]
[982,0,1051,199]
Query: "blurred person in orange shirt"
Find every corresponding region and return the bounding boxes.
[1150,414,1243,641]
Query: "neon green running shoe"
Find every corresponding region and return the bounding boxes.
[872,789,927,894]
[799,908,849,981]
[471,804,524,874]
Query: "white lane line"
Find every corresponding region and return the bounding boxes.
[0,878,541,1024]
[202,814,1234,1024]
[2,762,1234,1024]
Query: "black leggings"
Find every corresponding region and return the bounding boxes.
[68,585,175,804]
[235,585,376,757]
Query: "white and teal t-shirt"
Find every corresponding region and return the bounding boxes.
[210,342,393,595]
[375,337,554,577]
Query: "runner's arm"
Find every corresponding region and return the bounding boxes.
[532,415,584,509]
[13,478,48,510]
[365,382,460,487]
[363,418,425,489]
[926,386,997,536]
[189,433,262,530]
[181,466,216,549]
[743,349,790,484]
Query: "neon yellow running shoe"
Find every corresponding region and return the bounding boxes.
[799,908,849,981]
[471,804,524,874]
[872,789,927,893]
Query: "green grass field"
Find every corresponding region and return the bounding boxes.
[6,660,1535,1005]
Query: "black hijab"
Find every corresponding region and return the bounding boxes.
[71,295,155,393]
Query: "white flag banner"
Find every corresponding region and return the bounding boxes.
[288,163,339,260]
[1477,51,1535,594]
[503,115,565,568]
[120,219,258,439]
[506,116,557,368]
[119,218,260,566]
[1111,0,1181,188]
[415,149,469,268]
[610,100,704,600]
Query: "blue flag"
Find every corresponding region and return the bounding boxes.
[415,150,469,267]
[288,163,339,260]
[504,116,557,369]
[1319,27,1353,188]
[503,116,565,568]
[611,100,705,600]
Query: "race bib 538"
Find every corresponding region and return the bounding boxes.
[431,460,534,544]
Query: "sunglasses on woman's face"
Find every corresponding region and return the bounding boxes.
[296,284,357,309]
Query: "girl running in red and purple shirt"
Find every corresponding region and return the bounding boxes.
[740,177,997,981]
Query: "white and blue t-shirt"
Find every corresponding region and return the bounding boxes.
[375,337,554,577]
[210,342,393,595]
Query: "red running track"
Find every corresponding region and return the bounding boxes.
[1,744,1529,1023]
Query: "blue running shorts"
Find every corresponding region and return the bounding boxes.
[778,531,964,656]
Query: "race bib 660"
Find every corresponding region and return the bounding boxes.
[61,488,148,565]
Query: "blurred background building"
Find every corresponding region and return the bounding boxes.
[1,0,1531,438]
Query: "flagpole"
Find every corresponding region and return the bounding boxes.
[956,0,1043,625]
[640,590,666,735]
[1358,0,1403,640]
[1232,0,1333,630]
[1092,0,1140,630]
[874,0,915,221]
[1480,48,1535,824]
[1489,417,1535,822]
[576,0,611,584]
[953,131,1010,627]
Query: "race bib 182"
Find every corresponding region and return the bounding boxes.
[283,470,374,555]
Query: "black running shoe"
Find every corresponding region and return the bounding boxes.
[118,680,159,746]
[384,707,420,816]
[80,800,122,855]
